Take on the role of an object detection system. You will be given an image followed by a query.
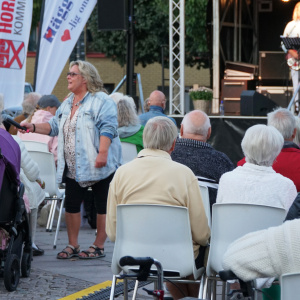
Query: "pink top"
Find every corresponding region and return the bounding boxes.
[18,110,58,163]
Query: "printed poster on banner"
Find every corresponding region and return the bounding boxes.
[35,0,97,95]
[0,0,33,108]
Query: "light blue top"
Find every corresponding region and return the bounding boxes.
[48,91,122,183]
[138,106,177,126]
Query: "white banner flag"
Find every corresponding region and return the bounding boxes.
[35,0,97,95]
[0,0,32,108]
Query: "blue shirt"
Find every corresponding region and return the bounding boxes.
[139,106,177,126]
[48,92,122,183]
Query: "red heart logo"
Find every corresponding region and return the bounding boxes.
[61,29,71,42]
[45,29,52,39]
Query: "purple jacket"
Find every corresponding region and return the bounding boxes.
[0,128,21,186]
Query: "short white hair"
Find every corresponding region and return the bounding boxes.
[143,116,178,151]
[242,124,284,167]
[267,108,296,140]
[181,110,211,136]
[294,116,300,146]
[22,92,42,115]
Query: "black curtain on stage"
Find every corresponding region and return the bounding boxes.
[209,117,267,165]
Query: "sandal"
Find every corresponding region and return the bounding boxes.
[57,245,80,259]
[79,245,105,259]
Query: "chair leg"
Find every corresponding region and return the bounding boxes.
[123,277,128,300]
[199,273,205,299]
[212,279,216,300]
[46,200,56,232]
[49,199,58,232]
[110,275,117,300]
[221,281,226,300]
[53,196,65,249]
[202,275,209,299]
[132,280,139,300]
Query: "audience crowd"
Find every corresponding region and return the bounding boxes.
[2,65,300,299]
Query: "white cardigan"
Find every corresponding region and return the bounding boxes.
[222,219,300,281]
[216,163,297,211]
[13,136,45,209]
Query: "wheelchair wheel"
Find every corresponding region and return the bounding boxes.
[4,254,20,291]
[21,250,32,277]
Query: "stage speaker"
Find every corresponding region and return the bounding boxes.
[97,0,128,31]
[240,90,278,116]
[259,51,288,83]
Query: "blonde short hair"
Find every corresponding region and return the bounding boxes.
[70,60,105,94]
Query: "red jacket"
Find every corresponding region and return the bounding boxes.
[237,144,300,192]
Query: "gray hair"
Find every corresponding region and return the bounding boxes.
[242,124,284,167]
[181,110,211,136]
[294,116,300,146]
[70,60,105,94]
[117,99,139,127]
[143,116,178,151]
[144,98,150,112]
[110,92,124,104]
[267,108,296,140]
[22,92,42,115]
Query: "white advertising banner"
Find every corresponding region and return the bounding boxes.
[35,0,97,95]
[0,0,32,108]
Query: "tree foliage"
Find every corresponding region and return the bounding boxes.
[87,0,210,69]
[32,0,43,28]
[31,0,210,69]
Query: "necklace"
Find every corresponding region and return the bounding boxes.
[71,99,80,109]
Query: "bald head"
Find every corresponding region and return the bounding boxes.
[149,90,166,109]
[181,110,211,141]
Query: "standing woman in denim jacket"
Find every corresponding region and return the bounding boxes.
[19,60,122,259]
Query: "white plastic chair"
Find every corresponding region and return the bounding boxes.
[121,142,138,164]
[198,184,211,229]
[197,176,219,229]
[280,272,300,300]
[27,150,65,249]
[22,140,49,152]
[110,204,205,300]
[202,203,287,300]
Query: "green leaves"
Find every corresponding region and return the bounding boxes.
[189,86,213,100]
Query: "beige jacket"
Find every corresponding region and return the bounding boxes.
[106,148,210,258]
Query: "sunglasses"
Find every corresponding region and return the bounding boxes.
[67,72,80,77]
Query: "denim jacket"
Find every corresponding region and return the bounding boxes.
[48,91,122,183]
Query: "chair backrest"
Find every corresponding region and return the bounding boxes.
[22,140,49,152]
[111,204,198,278]
[121,142,137,164]
[27,150,59,197]
[198,183,211,229]
[206,203,286,276]
[280,272,300,300]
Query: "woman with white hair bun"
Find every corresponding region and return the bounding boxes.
[216,124,297,211]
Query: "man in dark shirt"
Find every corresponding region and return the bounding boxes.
[171,110,234,207]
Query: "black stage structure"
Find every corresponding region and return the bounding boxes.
[190,0,298,165]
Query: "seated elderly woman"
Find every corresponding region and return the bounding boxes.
[216,124,297,211]
[117,97,144,153]
[17,95,60,163]
[8,92,42,135]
